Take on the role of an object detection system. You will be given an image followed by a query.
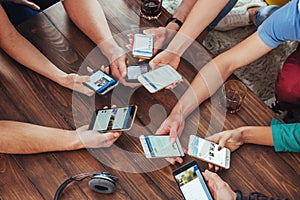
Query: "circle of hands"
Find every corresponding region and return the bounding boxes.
[5,1,246,198]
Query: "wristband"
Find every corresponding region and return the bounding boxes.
[165,17,183,28]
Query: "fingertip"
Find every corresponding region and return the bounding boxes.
[169,137,176,144]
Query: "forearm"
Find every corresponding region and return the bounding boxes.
[0,121,82,154]
[0,8,67,85]
[171,32,272,119]
[167,0,230,55]
[63,0,121,59]
[166,0,197,31]
[238,126,274,146]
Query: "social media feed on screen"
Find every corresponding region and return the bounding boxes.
[188,135,230,169]
[132,34,154,59]
[139,135,184,158]
[84,69,118,95]
[138,65,182,93]
[89,106,137,132]
[173,161,213,200]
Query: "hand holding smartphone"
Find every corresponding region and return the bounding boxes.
[138,65,182,93]
[188,135,231,169]
[173,160,213,200]
[89,105,137,132]
[83,69,118,95]
[139,135,184,158]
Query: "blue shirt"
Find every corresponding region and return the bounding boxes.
[258,0,300,48]
[271,118,300,152]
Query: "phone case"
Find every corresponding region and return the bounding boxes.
[83,69,118,95]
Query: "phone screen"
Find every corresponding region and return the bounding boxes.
[89,106,137,131]
[140,135,184,158]
[188,135,230,169]
[173,160,213,200]
[126,65,150,82]
[84,70,117,94]
[138,65,182,93]
[132,34,153,59]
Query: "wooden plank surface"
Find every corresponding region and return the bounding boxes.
[0,0,299,199]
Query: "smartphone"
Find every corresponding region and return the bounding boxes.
[89,105,137,131]
[84,69,118,95]
[173,160,213,200]
[132,34,154,59]
[138,65,182,93]
[126,64,151,82]
[188,135,230,169]
[139,135,184,158]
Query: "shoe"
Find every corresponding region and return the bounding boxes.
[215,0,267,31]
[264,97,288,119]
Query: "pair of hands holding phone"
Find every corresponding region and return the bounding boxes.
[127,27,181,70]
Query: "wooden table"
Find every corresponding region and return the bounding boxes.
[0,0,299,199]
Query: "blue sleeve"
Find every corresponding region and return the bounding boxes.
[258,0,300,48]
[271,118,300,152]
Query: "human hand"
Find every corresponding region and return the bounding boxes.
[155,111,185,165]
[205,129,244,171]
[76,125,121,148]
[127,27,174,59]
[149,50,181,70]
[104,46,140,88]
[206,129,244,152]
[60,73,94,96]
[202,170,236,200]
[5,0,40,10]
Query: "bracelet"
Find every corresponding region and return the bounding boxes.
[165,17,183,28]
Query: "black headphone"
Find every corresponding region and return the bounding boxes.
[53,172,118,200]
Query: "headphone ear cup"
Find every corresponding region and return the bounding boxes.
[88,178,116,194]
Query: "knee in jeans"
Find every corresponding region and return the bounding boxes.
[254,5,280,26]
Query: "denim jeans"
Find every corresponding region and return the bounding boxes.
[206,0,238,31]
[2,0,60,26]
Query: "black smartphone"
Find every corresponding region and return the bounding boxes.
[126,64,151,82]
[88,105,138,132]
[84,69,118,95]
[173,160,213,200]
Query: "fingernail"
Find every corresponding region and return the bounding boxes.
[170,138,176,144]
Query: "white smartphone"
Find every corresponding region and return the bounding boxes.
[187,135,230,169]
[88,105,137,132]
[173,160,213,200]
[132,34,154,59]
[139,135,184,158]
[138,65,182,93]
[84,69,118,95]
[126,64,151,83]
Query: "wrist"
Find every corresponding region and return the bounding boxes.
[165,17,183,30]
[98,40,124,61]
[69,130,84,150]
[238,127,249,144]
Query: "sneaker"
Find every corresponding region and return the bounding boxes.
[264,97,288,119]
[215,0,267,31]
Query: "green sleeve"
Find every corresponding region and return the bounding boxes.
[271,118,300,152]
